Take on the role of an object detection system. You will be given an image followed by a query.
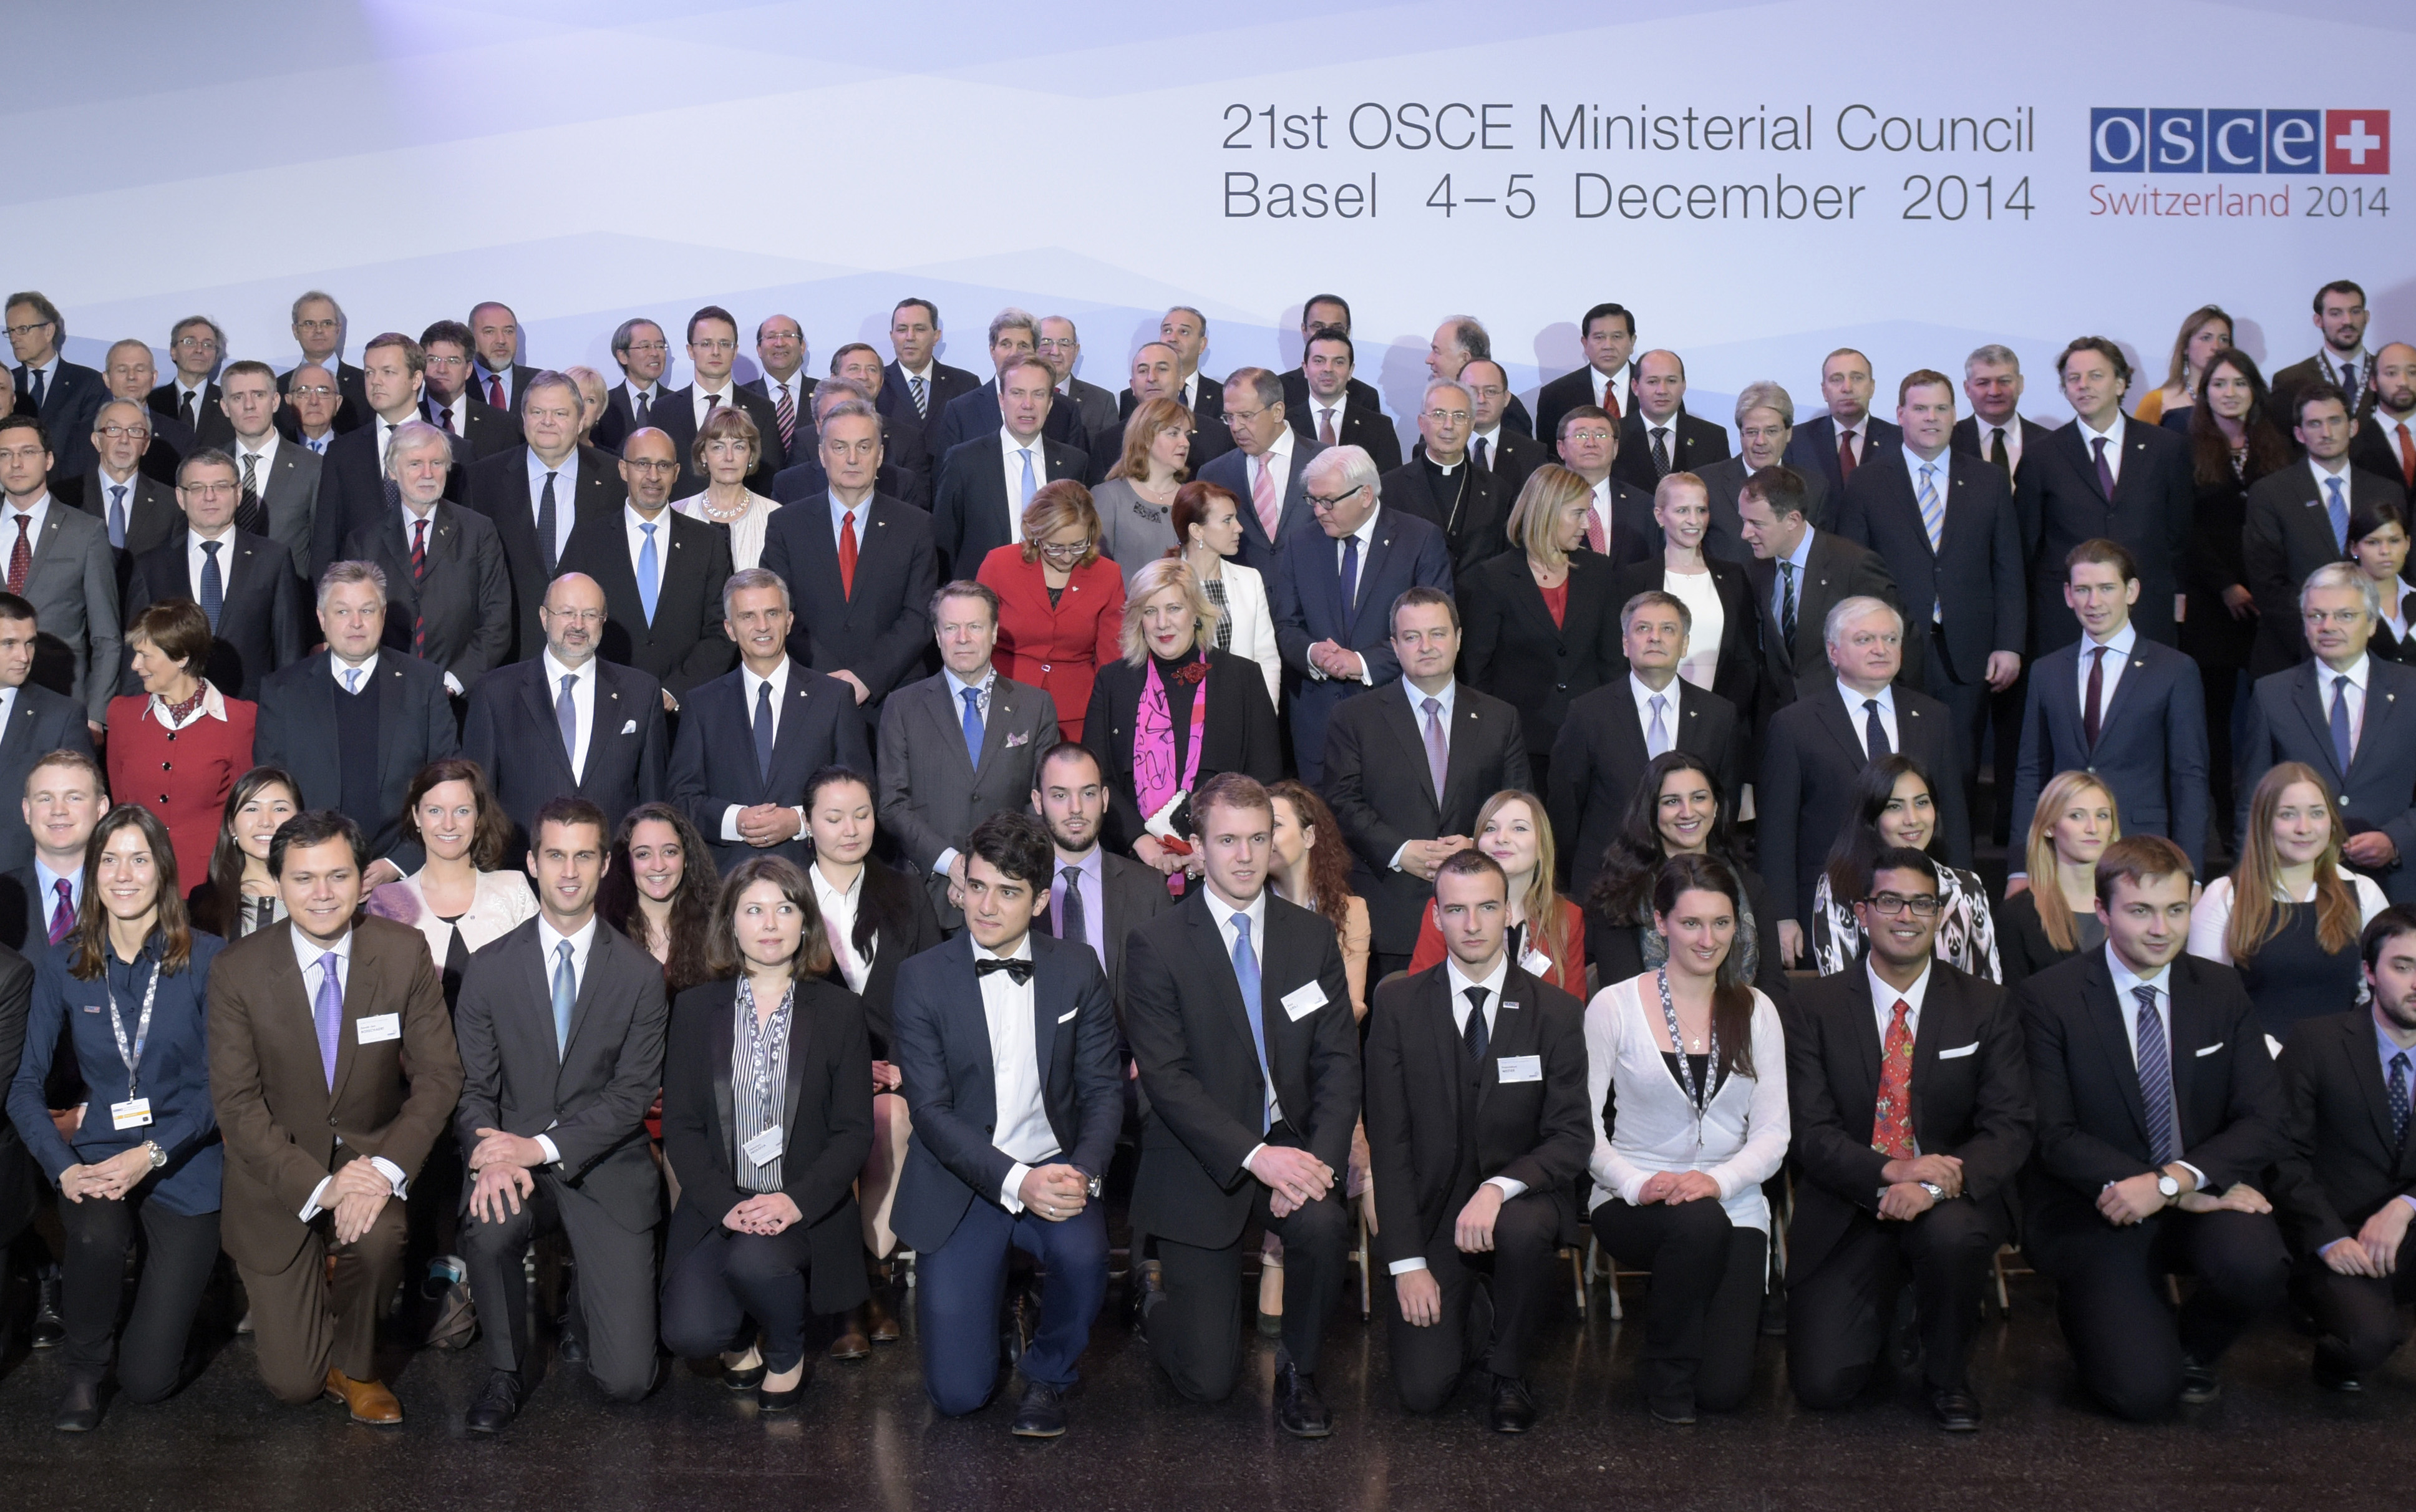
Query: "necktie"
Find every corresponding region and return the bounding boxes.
[556,672,578,770]
[1463,986,1490,1063]
[1057,865,1087,951]
[2133,984,2179,1167]
[2339,359,2358,399]
[537,471,560,575]
[774,383,795,452]
[1646,692,1669,757]
[1472,436,1490,474]
[487,372,507,409]
[1337,533,1360,613]
[2084,645,2107,748]
[1423,695,1449,803]
[1778,560,1798,652]
[1318,406,1336,445]
[47,879,72,946]
[551,939,576,1054]
[1585,496,1606,555]
[344,666,362,695]
[236,451,265,535]
[1987,425,2007,472]
[1602,382,1621,424]
[975,956,1034,984]
[178,388,194,433]
[2397,422,2416,492]
[1230,915,1271,1131]
[2390,1051,2410,1150]
[910,375,928,419]
[704,392,721,415]
[2090,435,2114,497]
[1863,698,1890,759]
[1017,447,1037,508]
[409,518,429,654]
[314,952,344,1088]
[1251,452,1280,541]
[753,679,777,780]
[1916,462,1944,552]
[2326,475,2349,552]
[960,686,984,766]
[437,403,455,434]
[636,521,662,624]
[1651,427,1672,476]
[838,509,859,599]
[630,389,650,427]
[1872,998,1916,1159]
[23,369,42,411]
[2331,673,2355,773]
[106,485,127,549]
[6,513,29,595]
[198,539,224,631]
[1838,428,1858,482]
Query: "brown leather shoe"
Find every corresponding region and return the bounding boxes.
[324,1369,404,1425]
[865,1286,900,1344]
[828,1309,871,1361]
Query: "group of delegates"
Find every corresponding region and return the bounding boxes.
[0,277,2410,1449]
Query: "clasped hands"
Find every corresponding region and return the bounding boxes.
[58,1144,153,1204]
[1017,1163,1090,1223]
[465,1127,552,1224]
[327,1158,397,1245]
[1398,836,1470,882]
[1878,1153,1964,1220]
[2096,1164,2271,1227]
[722,1191,804,1236]
[1634,1168,1722,1206]
[736,803,803,847]
[1248,1145,1336,1218]
[1306,639,1363,682]
[2322,1198,2412,1278]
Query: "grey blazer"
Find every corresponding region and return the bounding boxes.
[1090,477,1178,580]
[875,670,1060,928]
[1064,377,1120,449]
[12,500,120,725]
[247,440,324,569]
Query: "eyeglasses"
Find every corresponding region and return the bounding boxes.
[1037,538,1093,560]
[4,319,54,338]
[1307,485,1366,510]
[623,458,680,475]
[294,317,340,333]
[182,482,240,498]
[1424,408,1472,425]
[689,339,737,354]
[2304,607,2369,626]
[424,354,468,370]
[1224,408,1267,427]
[623,341,669,356]
[289,384,337,398]
[543,607,606,624]
[1863,893,1942,917]
[97,424,152,440]
[1563,428,1613,444]
[172,335,218,351]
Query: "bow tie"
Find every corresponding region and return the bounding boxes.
[975,957,1033,984]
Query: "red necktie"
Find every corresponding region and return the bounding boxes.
[838,509,859,598]
[2397,422,2414,491]
[410,518,429,653]
[1837,427,1858,482]
[1602,383,1620,424]
[5,513,28,596]
[1585,497,1606,555]
[486,373,506,409]
[1871,999,1916,1159]
[437,405,455,434]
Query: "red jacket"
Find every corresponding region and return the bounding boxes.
[107,689,257,888]
[977,545,1125,743]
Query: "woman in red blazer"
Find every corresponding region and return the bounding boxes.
[1407,788,1587,994]
[107,599,258,888]
[976,480,1126,743]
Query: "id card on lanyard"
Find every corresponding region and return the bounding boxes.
[107,956,162,1132]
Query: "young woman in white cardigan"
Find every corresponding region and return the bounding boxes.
[1585,851,1790,1425]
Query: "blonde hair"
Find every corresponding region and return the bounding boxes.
[2024,772,2119,952]
[1473,789,1572,971]
[1108,396,1194,483]
[2228,762,2360,962]
[1506,463,1591,565]
[1019,479,1102,567]
[1118,558,1221,665]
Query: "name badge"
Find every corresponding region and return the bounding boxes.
[1496,1055,1543,1084]
[1520,947,1554,978]
[742,1125,785,1166]
[1280,982,1327,1021]
[356,1013,401,1045]
[110,1097,153,1130]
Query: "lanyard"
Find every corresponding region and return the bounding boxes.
[106,953,163,1101]
[1652,966,1718,1113]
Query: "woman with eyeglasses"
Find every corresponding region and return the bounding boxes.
[1807,754,1999,981]
[675,404,782,571]
[978,479,1127,744]
[187,767,299,939]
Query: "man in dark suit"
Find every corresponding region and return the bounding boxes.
[1758,595,1970,966]
[0,414,121,735]
[0,599,93,879]
[648,306,785,498]
[1279,294,1382,414]
[1461,359,1550,505]
[253,562,460,865]
[57,399,179,588]
[280,291,369,435]
[880,297,983,468]
[2010,539,2210,878]
[929,357,1087,578]
[205,810,463,1422]
[2015,338,2193,653]
[1612,349,1729,495]
[120,449,306,700]
[2238,564,2416,903]
[460,573,667,851]
[759,399,936,745]
[1364,849,1589,1431]
[1547,590,1742,898]
[890,812,1122,1436]
[931,310,1088,457]
[1270,445,1456,786]
[1128,306,1228,433]
[1380,379,1506,577]
[417,320,522,464]
[876,581,1056,929]
[216,362,324,568]
[340,421,510,698]
[589,317,672,457]
[453,797,668,1431]
[463,371,627,662]
[742,313,815,460]
[1785,848,2032,1430]
[1836,371,2025,817]
[1324,586,1531,978]
[1285,328,1399,474]
[99,341,183,486]
[1951,344,2055,487]
[1535,301,1639,445]
[1030,740,1170,1009]
[2273,906,2416,1391]
[1198,367,1327,573]
[1696,381,1827,561]
[2346,342,2416,492]
[4,294,105,483]
[2016,835,2289,1420]
[1740,464,1903,711]
[559,428,734,705]
[667,567,870,873]
[147,317,233,463]
[2244,383,2409,672]
[769,376,928,512]
[1786,347,1904,502]
[1553,405,1657,566]
[1424,316,1532,437]
[466,302,538,413]
[1,745,101,962]
[1125,773,1360,1436]
[1091,342,1233,485]
[2270,280,2380,431]
[309,331,464,582]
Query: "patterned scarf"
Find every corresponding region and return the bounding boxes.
[1132,652,1209,829]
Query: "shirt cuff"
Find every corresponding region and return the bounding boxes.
[1485,1176,1527,1201]
[2172,1162,2208,1194]
[535,1135,561,1166]
[1389,843,1410,872]
[369,1156,409,1198]
[1243,1143,1269,1180]
[720,805,745,841]
[1356,659,1374,686]
[299,1176,333,1221]
[443,671,463,697]
[1387,1257,1428,1276]
[1000,1161,1032,1213]
[2320,1237,2349,1258]
[934,847,960,881]
[2398,1194,2416,1217]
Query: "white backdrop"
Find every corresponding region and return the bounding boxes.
[11,0,2410,442]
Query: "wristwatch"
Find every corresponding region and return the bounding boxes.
[1918,1180,1944,1199]
[2155,1171,2181,1201]
[143,1140,166,1170]
[1085,1172,1104,1201]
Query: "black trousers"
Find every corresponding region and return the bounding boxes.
[1589,1197,1766,1410]
[1922,624,1991,828]
[1147,1185,1347,1402]
[661,1223,817,1374]
[57,1185,219,1401]
[2041,1207,2288,1421]
[460,1172,658,1400]
[1786,1198,2006,1404]
[2296,1252,2416,1376]
[1383,1193,1561,1412]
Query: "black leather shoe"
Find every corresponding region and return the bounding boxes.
[555,1327,588,1367]
[2314,1360,2364,1393]
[54,1377,102,1433]
[1648,1391,1697,1425]
[1010,1378,1068,1438]
[464,1370,524,1434]
[723,1359,767,1392]
[1274,1363,1332,1438]
[31,1267,64,1349]
[757,1363,810,1413]
[1930,1388,1982,1431]
[2179,1358,2221,1405]
[1488,1375,1536,1433]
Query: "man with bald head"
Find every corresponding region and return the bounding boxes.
[560,427,735,704]
[1424,316,1533,438]
[1381,378,1506,574]
[1039,315,1118,447]
[1787,347,1903,500]
[1612,349,1729,494]
[1090,340,1232,487]
[468,301,536,412]
[463,569,668,851]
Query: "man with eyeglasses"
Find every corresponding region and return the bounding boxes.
[7,292,107,481]
[1382,379,1505,576]
[1551,405,1656,568]
[591,318,671,456]
[560,428,735,706]
[1784,846,2031,1431]
[1459,360,1549,503]
[0,414,119,740]
[1037,316,1117,452]
[739,314,815,459]
[2239,563,2416,903]
[466,370,629,662]
[1084,341,1230,487]
[1198,367,1324,572]
[146,316,233,460]
[646,306,784,499]
[2244,384,2408,675]
[120,448,306,700]
[57,399,178,577]
[278,291,369,435]
[1285,327,1399,474]
[282,366,344,457]
[1696,382,1823,565]
[931,357,1088,579]
[933,309,1089,458]
[309,332,460,582]
[418,319,523,464]
[467,302,536,414]
[95,341,182,488]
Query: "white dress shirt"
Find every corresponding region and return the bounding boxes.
[691,380,737,431]
[2103,944,2207,1190]
[2320,653,2370,758]
[1254,427,1296,523]
[1314,505,1385,687]
[1304,393,1349,443]
[827,490,871,553]
[233,429,281,489]
[427,390,470,435]
[1866,957,1932,1044]
[2309,452,2355,501]
[1977,414,2025,476]
[525,447,581,566]
[1,493,51,559]
[997,429,1043,544]
[813,862,874,996]
[1771,523,1817,628]
[2076,618,2138,718]
[291,928,410,1216]
[170,376,206,420]
[1584,475,1619,558]
[623,504,674,608]
[1392,951,1526,1274]
[1836,679,1899,757]
[1590,364,1630,419]
[2076,410,2127,488]
[329,651,381,694]
[722,659,808,842]
[977,934,1061,1210]
[542,649,594,781]
[185,525,239,604]
[761,370,810,427]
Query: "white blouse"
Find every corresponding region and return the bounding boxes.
[2186,871,2390,964]
[1203,559,1281,707]
[367,868,537,967]
[1661,565,1725,693]
[675,490,781,572]
[1584,972,1790,1233]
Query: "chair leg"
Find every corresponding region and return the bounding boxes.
[1567,1246,1586,1317]
[1991,1244,2012,1317]
[1356,1203,1371,1321]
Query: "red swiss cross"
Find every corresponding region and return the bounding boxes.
[2326,110,2389,175]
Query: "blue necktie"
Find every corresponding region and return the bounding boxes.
[2331,673,2355,775]
[2326,475,2349,553]
[636,521,660,624]
[2390,1051,2410,1150]
[106,485,126,549]
[752,679,776,781]
[551,939,576,1055]
[198,540,223,631]
[960,685,984,767]
[1017,447,1037,508]
[2133,984,2179,1168]
[1337,533,1360,614]
[1230,913,1272,1132]
[25,367,43,411]
[556,672,578,770]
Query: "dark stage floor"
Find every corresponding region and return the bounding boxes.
[1,1266,2410,1512]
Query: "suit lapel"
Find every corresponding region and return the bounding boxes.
[1811,691,1866,767]
[978,679,1025,775]
[327,935,376,1108]
[1423,972,1469,1123]
[769,669,820,792]
[780,983,813,1145]
[2291,665,2346,787]
[2060,427,2109,503]
[2351,673,2402,782]
[2084,959,2153,1147]
[1844,969,1885,1123]
[1031,940,1060,1082]
[518,667,578,788]
[2095,646,2155,739]
[1188,899,1262,1070]
[560,928,611,1069]
[1381,688,1440,821]
[1443,689,1490,820]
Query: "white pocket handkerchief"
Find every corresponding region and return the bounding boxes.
[1936,1040,1979,1060]
[1057,1008,1079,1024]
[621,719,638,734]
[2195,1042,2223,1057]
[1006,730,1031,747]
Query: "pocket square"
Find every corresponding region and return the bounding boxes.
[1935,1040,1979,1060]
[1056,1008,1079,1024]
[2194,1042,2223,1058]
[1006,730,1031,748]
[621,719,638,734]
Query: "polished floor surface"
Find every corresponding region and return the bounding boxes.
[0,1265,2409,1512]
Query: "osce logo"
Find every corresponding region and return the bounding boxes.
[2089,109,2389,175]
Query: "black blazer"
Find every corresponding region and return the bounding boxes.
[253,651,460,860]
[341,501,513,692]
[1380,456,1508,576]
[1745,526,1904,708]
[1280,368,1382,423]
[1473,425,1551,505]
[462,445,628,662]
[1322,681,1533,954]
[1756,683,1971,924]
[2243,462,2409,672]
[277,361,371,437]
[55,468,179,596]
[1123,888,1360,1249]
[17,362,105,479]
[459,655,668,849]
[558,507,735,699]
[1285,392,1401,473]
[422,392,522,462]
[1080,647,1282,855]
[0,941,47,1239]
[2349,411,2414,490]
[1460,547,1624,758]
[1788,414,1904,502]
[2238,656,2416,902]
[588,382,667,457]
[1534,364,1628,448]
[1089,850,1173,1013]
[929,377,1088,457]
[886,931,1123,1254]
[1547,675,1741,899]
[929,434,1090,578]
[1949,413,2057,487]
[308,421,467,581]
[2274,1009,2416,1257]
[452,918,667,1229]
[1198,437,1330,575]
[667,659,872,873]
[0,682,92,876]
[876,359,983,468]
[2016,949,2283,1267]
[1608,554,1761,724]
[1836,450,2025,684]
[758,492,937,728]
[816,855,942,1060]
[1783,961,2033,1280]
[2180,467,2264,672]
[1611,409,1729,495]
[1363,963,1592,1264]
[647,385,787,498]
[146,381,233,455]
[658,976,872,1314]
[1993,889,2090,988]
[2014,417,2194,652]
[120,529,306,700]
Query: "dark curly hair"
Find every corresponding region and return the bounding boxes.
[597,802,720,996]
[1267,779,1355,940]
[1588,751,1741,926]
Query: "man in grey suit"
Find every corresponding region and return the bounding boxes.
[0,594,94,877]
[57,399,180,591]
[454,796,668,1432]
[340,421,511,697]
[1198,367,1326,574]
[1031,740,1172,1010]
[0,415,119,735]
[878,581,1059,929]
[217,360,323,568]
[1038,317,1118,449]
[1695,382,1829,561]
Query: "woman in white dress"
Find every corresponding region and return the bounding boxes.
[674,404,781,570]
[1169,480,1280,705]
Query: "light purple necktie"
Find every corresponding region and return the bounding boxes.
[313,952,343,1087]
[1422,695,1448,803]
